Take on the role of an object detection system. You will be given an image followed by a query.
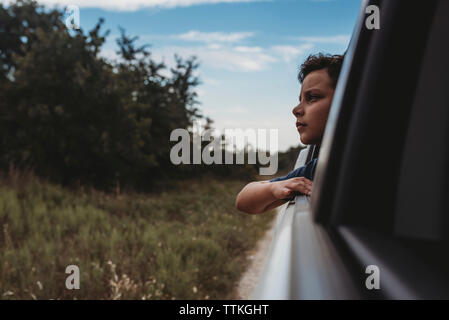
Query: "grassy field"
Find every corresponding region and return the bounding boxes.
[0,170,276,300]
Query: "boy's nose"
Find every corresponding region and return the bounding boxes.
[292,103,304,117]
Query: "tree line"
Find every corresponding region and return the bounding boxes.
[0,0,296,190]
[0,0,280,192]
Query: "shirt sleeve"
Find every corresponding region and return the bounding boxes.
[269,158,317,183]
[268,158,317,200]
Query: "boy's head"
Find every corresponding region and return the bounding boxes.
[293,53,344,145]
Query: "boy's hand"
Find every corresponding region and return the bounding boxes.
[270,177,313,199]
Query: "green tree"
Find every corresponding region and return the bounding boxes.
[0,0,203,190]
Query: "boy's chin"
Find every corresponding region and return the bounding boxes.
[299,135,311,145]
[300,134,319,146]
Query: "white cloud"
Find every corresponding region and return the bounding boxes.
[208,105,249,116]
[143,30,318,72]
[101,29,352,75]
[202,77,220,85]
[196,88,207,97]
[99,48,120,61]
[152,44,277,72]
[101,34,314,73]
[270,44,313,63]
[175,31,254,43]
[233,46,263,53]
[296,34,350,45]
[5,0,265,11]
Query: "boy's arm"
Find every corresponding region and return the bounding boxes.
[235,181,282,214]
[235,178,312,214]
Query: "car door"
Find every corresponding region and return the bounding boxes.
[252,0,449,299]
[251,147,359,299]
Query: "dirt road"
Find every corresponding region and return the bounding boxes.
[234,215,277,300]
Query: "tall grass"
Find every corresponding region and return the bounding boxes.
[0,167,275,299]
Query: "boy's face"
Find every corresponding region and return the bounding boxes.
[292,68,335,145]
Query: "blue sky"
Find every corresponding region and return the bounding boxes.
[27,0,362,151]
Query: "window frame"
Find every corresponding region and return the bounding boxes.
[311,0,449,299]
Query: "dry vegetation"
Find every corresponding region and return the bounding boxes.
[0,168,275,300]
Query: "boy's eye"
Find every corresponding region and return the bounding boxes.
[307,94,320,101]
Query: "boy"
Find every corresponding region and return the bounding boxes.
[235,53,344,214]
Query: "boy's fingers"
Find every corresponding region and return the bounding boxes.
[299,178,312,187]
[287,179,313,195]
[290,185,309,194]
[282,187,293,198]
[293,180,310,189]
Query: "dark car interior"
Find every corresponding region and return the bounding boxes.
[254,0,449,299]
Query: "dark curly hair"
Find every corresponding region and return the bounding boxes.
[298,53,345,88]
